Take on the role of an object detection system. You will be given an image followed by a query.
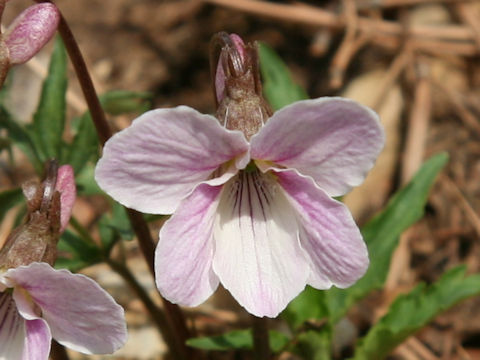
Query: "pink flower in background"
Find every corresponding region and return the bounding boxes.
[95,33,385,317]
[0,162,127,359]
[0,263,127,359]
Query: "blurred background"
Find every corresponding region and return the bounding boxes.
[1,0,480,359]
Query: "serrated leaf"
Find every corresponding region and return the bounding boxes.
[0,188,24,222]
[30,36,67,162]
[100,90,153,115]
[186,329,289,353]
[56,230,102,272]
[352,266,480,360]
[325,152,448,323]
[258,42,308,111]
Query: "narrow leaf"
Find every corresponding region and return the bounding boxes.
[30,36,67,161]
[352,266,480,360]
[258,42,308,111]
[56,230,102,272]
[100,90,153,115]
[64,113,98,174]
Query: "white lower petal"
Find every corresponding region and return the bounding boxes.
[0,292,25,360]
[212,170,309,318]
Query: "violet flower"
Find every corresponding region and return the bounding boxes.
[95,33,385,317]
[0,162,127,359]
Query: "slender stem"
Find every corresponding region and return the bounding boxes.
[55,14,112,146]
[125,209,193,359]
[32,1,193,358]
[252,315,270,360]
[50,340,70,360]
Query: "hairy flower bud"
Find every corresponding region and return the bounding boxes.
[210,32,271,140]
[0,160,76,270]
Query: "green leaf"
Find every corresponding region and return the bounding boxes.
[292,330,332,360]
[100,90,153,115]
[258,43,308,111]
[0,106,42,172]
[99,201,133,255]
[0,188,24,222]
[186,329,289,353]
[29,36,67,162]
[64,113,99,174]
[325,152,448,323]
[56,230,102,272]
[282,286,328,329]
[352,266,480,360]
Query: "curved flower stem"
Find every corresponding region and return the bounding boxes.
[50,340,70,360]
[252,315,270,359]
[31,1,192,358]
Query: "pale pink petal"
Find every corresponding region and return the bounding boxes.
[0,292,25,360]
[6,263,127,354]
[55,165,76,233]
[156,184,221,306]
[4,3,60,65]
[212,171,309,317]
[276,170,369,288]
[22,319,51,360]
[95,106,250,214]
[251,98,384,197]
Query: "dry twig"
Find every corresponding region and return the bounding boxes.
[201,0,479,56]
[440,174,480,239]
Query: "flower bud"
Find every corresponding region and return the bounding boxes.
[55,165,76,233]
[214,33,246,104]
[210,32,271,140]
[4,3,60,65]
[0,160,76,270]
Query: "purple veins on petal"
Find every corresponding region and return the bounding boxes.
[212,170,309,318]
[0,292,26,360]
[93,32,386,318]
